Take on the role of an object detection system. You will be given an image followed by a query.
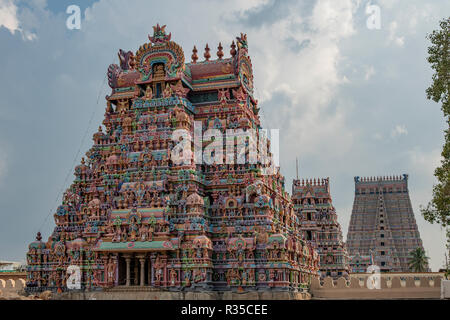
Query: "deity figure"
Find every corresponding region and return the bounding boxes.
[196,247,202,259]
[193,268,202,283]
[121,227,128,242]
[117,99,128,112]
[129,217,139,241]
[139,224,148,241]
[112,226,121,242]
[236,243,245,263]
[218,88,229,103]
[163,84,173,98]
[269,270,275,284]
[184,270,191,287]
[107,258,116,284]
[232,269,241,285]
[242,270,247,286]
[248,269,255,284]
[170,269,177,286]
[145,85,153,99]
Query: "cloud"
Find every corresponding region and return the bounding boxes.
[364,65,375,80]
[390,124,408,138]
[0,0,19,34]
[408,147,441,176]
[0,0,37,40]
[387,21,404,47]
[235,0,357,168]
[372,132,383,140]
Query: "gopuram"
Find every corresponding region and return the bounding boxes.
[292,178,350,279]
[26,25,319,294]
[346,175,428,272]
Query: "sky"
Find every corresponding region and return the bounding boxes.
[0,0,448,271]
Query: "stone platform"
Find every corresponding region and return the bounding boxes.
[53,288,311,300]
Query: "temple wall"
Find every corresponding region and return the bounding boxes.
[310,272,445,299]
[0,273,26,295]
[53,289,311,300]
[0,272,27,282]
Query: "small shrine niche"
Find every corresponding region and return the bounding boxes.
[151,63,166,98]
[152,63,165,80]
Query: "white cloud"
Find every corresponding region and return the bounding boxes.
[0,0,19,34]
[387,21,404,47]
[372,132,383,140]
[390,124,408,138]
[364,65,375,80]
[0,0,36,40]
[408,147,441,176]
[245,0,357,164]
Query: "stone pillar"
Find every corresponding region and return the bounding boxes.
[148,258,152,286]
[139,257,146,286]
[163,256,167,287]
[134,258,139,285]
[114,254,119,286]
[150,254,155,286]
[125,255,131,286]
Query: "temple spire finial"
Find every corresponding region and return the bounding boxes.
[191,45,198,63]
[217,42,224,60]
[204,43,211,61]
[148,23,171,45]
[230,40,236,57]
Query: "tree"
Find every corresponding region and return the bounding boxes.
[421,17,450,255]
[408,247,430,273]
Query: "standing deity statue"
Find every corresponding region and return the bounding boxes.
[145,85,153,99]
[184,270,191,287]
[107,258,116,284]
[170,269,177,286]
[129,217,139,241]
[163,84,173,98]
[139,224,148,241]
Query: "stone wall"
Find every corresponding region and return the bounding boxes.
[311,272,444,299]
[0,273,26,292]
[0,273,27,299]
[54,289,311,300]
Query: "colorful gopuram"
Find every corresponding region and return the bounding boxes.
[346,175,428,273]
[292,178,350,279]
[26,25,319,293]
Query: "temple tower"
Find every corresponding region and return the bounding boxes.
[346,175,428,273]
[26,25,319,294]
[292,178,350,279]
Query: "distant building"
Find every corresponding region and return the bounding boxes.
[0,261,25,272]
[292,178,350,279]
[346,175,429,273]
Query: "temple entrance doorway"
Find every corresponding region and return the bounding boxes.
[117,253,151,287]
[118,255,127,285]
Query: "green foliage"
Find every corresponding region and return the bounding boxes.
[421,18,450,244]
[408,247,430,272]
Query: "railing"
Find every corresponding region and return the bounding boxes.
[310,273,445,299]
